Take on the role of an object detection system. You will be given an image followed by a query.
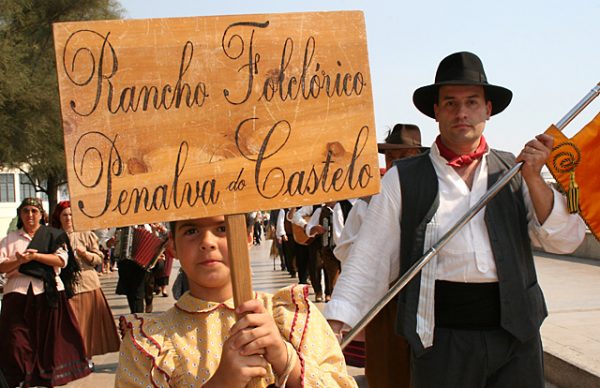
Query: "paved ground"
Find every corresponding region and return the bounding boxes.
[536,253,600,388]
[63,241,600,387]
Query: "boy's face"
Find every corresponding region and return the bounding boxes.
[171,215,232,301]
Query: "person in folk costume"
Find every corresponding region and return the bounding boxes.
[325,124,426,384]
[115,213,357,387]
[115,226,146,313]
[326,51,587,387]
[304,200,353,302]
[143,223,168,312]
[115,224,162,313]
[93,227,116,273]
[289,206,325,302]
[276,208,298,278]
[253,212,263,245]
[150,223,173,298]
[268,209,287,272]
[0,198,91,386]
[51,201,121,363]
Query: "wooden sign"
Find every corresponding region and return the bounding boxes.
[53,11,379,230]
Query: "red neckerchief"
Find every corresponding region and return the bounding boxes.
[435,135,488,167]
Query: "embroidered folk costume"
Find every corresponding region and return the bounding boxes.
[116,285,356,387]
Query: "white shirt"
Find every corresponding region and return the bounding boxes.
[333,199,369,264]
[324,143,587,328]
[0,230,68,295]
[93,227,116,249]
[290,206,315,227]
[305,204,345,247]
[275,209,287,239]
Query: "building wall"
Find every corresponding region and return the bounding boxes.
[0,167,67,237]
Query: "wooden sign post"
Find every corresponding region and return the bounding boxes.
[53,11,379,307]
[225,214,254,307]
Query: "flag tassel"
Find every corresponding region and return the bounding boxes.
[567,171,580,214]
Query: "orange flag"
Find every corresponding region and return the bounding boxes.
[545,111,600,239]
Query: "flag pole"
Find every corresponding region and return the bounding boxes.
[341,82,600,349]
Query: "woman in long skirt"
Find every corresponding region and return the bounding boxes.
[52,201,120,360]
[0,198,91,387]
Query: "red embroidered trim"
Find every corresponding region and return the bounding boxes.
[119,314,171,387]
[298,286,311,387]
[289,285,300,343]
[288,284,310,387]
[174,302,235,314]
[135,314,162,351]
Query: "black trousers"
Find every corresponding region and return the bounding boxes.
[116,260,146,314]
[293,242,310,284]
[281,238,296,275]
[306,241,323,295]
[294,240,322,294]
[412,327,544,388]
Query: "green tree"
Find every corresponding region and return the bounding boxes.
[0,0,123,214]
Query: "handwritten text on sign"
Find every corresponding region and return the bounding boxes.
[53,12,379,230]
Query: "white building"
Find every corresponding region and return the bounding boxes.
[0,167,68,236]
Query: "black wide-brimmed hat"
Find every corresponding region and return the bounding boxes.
[413,51,512,118]
[377,124,426,153]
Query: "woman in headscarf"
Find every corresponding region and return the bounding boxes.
[0,197,90,387]
[51,201,120,362]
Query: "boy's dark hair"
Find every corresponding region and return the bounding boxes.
[169,213,255,236]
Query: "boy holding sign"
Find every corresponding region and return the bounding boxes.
[115,213,356,387]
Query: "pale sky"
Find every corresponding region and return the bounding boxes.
[118,0,600,157]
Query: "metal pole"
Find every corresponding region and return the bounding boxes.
[341,82,600,349]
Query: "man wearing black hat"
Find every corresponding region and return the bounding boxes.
[326,123,426,387]
[326,52,586,387]
[377,123,426,169]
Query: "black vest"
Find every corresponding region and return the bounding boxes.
[394,150,548,355]
[318,206,335,249]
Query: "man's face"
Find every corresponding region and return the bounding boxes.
[20,205,42,231]
[433,85,491,152]
[384,148,422,169]
[171,215,232,301]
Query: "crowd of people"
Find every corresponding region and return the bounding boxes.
[0,51,588,387]
[0,200,176,386]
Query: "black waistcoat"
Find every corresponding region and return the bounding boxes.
[394,150,548,356]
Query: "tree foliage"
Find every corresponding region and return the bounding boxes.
[0,0,123,212]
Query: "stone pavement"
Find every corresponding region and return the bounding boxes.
[65,242,599,387]
[536,252,600,388]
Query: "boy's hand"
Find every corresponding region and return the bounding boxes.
[206,334,269,388]
[230,299,289,375]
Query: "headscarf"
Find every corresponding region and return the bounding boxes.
[16,197,46,229]
[51,200,71,229]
